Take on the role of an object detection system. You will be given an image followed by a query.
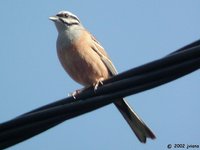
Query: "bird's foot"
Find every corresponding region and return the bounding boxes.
[93,78,104,92]
[69,89,82,99]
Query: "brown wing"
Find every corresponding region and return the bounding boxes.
[88,32,118,76]
[90,33,110,57]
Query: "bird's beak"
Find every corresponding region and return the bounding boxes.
[49,16,59,22]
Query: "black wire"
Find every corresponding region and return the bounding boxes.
[0,39,200,149]
[17,40,200,117]
[16,39,200,117]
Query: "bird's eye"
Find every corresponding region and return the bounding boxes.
[64,14,69,17]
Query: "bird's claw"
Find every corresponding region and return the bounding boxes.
[69,89,81,99]
[93,78,104,92]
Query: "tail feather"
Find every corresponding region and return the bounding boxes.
[114,99,156,143]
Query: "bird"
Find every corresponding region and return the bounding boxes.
[49,11,156,143]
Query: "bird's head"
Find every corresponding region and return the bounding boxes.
[49,11,82,32]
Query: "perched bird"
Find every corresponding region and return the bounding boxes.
[49,11,155,143]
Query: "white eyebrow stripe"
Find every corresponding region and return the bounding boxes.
[59,18,80,26]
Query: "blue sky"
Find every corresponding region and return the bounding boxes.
[0,1,200,150]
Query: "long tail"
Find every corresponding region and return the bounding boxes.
[114,98,156,143]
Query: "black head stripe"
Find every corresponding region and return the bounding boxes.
[56,13,80,23]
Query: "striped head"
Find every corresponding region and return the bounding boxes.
[49,11,82,33]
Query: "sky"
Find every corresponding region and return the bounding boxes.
[0,1,200,150]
